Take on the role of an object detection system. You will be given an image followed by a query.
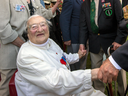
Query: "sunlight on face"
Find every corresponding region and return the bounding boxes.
[27,16,49,44]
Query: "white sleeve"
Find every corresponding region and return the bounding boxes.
[63,52,79,64]
[49,39,79,64]
[17,54,92,96]
[109,55,122,70]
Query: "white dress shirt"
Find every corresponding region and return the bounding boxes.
[109,55,122,70]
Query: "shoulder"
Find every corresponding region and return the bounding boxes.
[49,38,61,48]
[49,38,63,51]
[18,42,41,59]
[17,42,46,65]
[19,42,35,55]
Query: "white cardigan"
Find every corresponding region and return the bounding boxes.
[15,38,105,96]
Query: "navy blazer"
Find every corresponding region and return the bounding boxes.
[60,0,83,44]
[79,0,127,54]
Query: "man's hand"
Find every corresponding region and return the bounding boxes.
[91,68,99,81]
[98,58,119,84]
[64,40,71,46]
[112,42,121,50]
[78,49,86,59]
[78,44,86,58]
[12,37,25,47]
[79,44,85,51]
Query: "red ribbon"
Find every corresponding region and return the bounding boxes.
[60,59,66,65]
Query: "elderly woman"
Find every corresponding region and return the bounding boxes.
[15,15,106,96]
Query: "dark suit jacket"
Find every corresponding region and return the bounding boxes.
[79,0,127,54]
[112,41,128,71]
[60,0,83,44]
[50,9,63,49]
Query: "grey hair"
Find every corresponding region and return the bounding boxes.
[26,14,52,31]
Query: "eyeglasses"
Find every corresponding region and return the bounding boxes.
[29,22,47,31]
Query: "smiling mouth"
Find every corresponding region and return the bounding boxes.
[37,33,44,36]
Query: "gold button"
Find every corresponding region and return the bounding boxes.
[98,33,100,35]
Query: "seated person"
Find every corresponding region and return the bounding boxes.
[15,15,106,96]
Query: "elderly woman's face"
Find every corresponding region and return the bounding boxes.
[27,16,49,44]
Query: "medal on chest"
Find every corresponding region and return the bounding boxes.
[15,4,25,11]
[60,54,70,70]
[102,2,112,17]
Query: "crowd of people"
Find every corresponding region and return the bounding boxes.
[0,0,128,96]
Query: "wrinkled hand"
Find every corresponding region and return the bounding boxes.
[98,58,119,84]
[64,40,71,46]
[78,49,86,59]
[112,42,121,50]
[91,68,99,81]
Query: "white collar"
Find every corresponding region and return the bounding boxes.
[29,38,49,47]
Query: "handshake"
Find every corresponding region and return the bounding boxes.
[91,59,119,83]
[78,44,100,81]
[87,59,119,83]
[78,44,87,59]
[78,49,86,59]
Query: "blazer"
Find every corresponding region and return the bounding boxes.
[15,38,105,96]
[50,9,63,49]
[79,0,127,54]
[112,40,128,72]
[0,0,55,69]
[60,0,83,44]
